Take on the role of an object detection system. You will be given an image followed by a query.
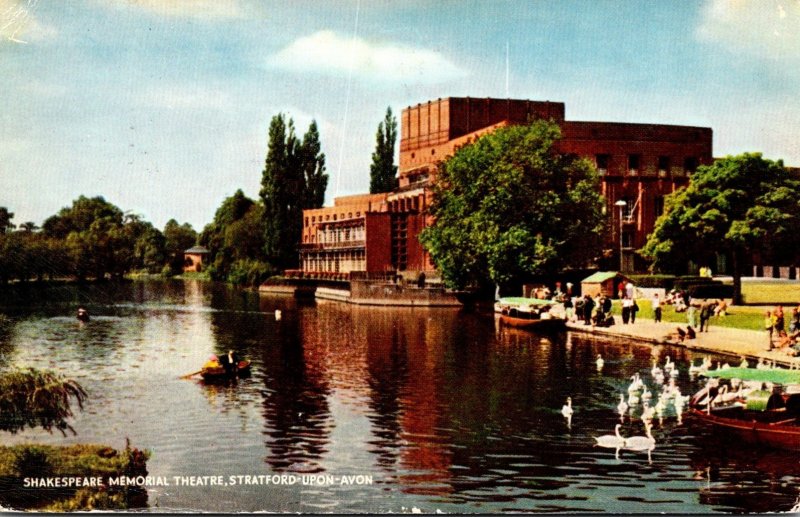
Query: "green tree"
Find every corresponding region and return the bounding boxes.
[0,207,15,234]
[163,219,198,274]
[0,368,86,435]
[260,114,303,270]
[18,222,38,233]
[200,190,270,283]
[642,153,800,304]
[419,120,606,290]
[299,120,328,209]
[369,107,398,193]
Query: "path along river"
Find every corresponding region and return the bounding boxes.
[0,280,798,513]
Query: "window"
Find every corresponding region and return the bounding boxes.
[684,156,698,173]
[620,197,634,220]
[622,232,634,248]
[628,154,640,174]
[596,154,610,173]
[654,196,665,218]
[304,217,309,227]
[658,156,670,175]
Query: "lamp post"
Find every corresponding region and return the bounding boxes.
[614,200,627,273]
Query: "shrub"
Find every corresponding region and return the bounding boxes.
[628,274,676,289]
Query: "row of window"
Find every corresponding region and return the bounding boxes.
[596,154,698,174]
[617,196,666,221]
[305,211,363,228]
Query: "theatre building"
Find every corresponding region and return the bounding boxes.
[297,97,713,277]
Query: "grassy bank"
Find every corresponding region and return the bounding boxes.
[0,442,149,511]
[612,301,765,331]
[740,281,800,305]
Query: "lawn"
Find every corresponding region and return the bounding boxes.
[612,300,766,331]
[739,281,800,305]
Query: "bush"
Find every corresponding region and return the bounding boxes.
[160,264,175,278]
[227,259,274,287]
[628,274,676,289]
[689,282,733,299]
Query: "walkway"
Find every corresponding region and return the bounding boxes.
[566,318,800,368]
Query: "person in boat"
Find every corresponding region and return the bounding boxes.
[220,350,240,375]
[76,307,90,322]
[203,354,221,370]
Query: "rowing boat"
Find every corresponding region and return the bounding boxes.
[200,360,251,381]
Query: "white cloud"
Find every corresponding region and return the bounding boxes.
[696,0,800,63]
[269,30,468,85]
[0,0,57,44]
[110,0,243,20]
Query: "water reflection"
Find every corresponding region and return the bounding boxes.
[0,280,797,513]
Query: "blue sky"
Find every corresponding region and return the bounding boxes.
[2,0,798,231]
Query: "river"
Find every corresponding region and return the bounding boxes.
[0,280,797,513]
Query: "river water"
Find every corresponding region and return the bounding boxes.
[0,280,797,513]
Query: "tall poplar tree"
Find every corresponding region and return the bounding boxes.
[369,107,398,193]
[260,114,302,270]
[299,120,328,209]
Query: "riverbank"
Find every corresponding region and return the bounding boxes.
[566,317,800,368]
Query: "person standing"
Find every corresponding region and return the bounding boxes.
[583,295,594,325]
[631,298,639,323]
[622,297,633,324]
[699,301,714,332]
[774,306,786,338]
[765,310,774,350]
[652,293,662,323]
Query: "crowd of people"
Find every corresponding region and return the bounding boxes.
[767,305,800,355]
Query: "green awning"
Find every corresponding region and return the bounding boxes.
[581,271,621,283]
[497,297,554,306]
[702,367,800,385]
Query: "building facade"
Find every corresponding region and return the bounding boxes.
[298,97,713,276]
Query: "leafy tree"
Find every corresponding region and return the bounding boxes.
[163,219,198,274]
[299,120,328,209]
[0,207,15,234]
[0,368,86,435]
[419,120,606,290]
[260,114,303,270]
[42,196,123,239]
[18,222,38,233]
[200,190,270,283]
[369,107,398,193]
[642,153,800,304]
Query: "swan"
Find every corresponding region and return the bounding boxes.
[663,356,674,373]
[651,361,662,379]
[624,422,656,450]
[596,354,604,371]
[654,396,666,417]
[628,373,643,394]
[642,387,652,402]
[688,358,704,376]
[617,394,629,421]
[739,356,749,368]
[641,401,655,422]
[561,397,574,427]
[594,424,626,448]
[275,309,282,321]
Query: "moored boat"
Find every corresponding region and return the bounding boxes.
[495,297,566,330]
[689,367,800,450]
[200,360,251,381]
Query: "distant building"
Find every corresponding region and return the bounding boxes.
[299,97,713,276]
[183,246,209,273]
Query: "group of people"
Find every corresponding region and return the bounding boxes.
[767,305,800,354]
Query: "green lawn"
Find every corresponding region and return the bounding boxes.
[612,300,766,331]
[740,281,800,305]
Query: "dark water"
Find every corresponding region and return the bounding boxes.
[0,280,798,513]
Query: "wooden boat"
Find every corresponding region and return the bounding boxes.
[495,297,566,330]
[200,360,251,381]
[689,367,800,450]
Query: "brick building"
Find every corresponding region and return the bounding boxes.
[298,97,713,277]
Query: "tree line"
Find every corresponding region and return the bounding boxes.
[0,199,197,284]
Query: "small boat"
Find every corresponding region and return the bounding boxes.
[688,367,800,450]
[495,297,566,330]
[200,360,251,381]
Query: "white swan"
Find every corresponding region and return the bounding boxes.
[561,397,574,428]
[624,422,656,450]
[617,394,629,422]
[641,401,655,422]
[596,354,604,371]
[594,424,626,448]
[642,387,652,402]
[739,356,749,368]
[663,356,674,373]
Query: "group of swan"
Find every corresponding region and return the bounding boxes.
[594,422,655,456]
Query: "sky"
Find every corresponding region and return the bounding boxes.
[2,0,799,232]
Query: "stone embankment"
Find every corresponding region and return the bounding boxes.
[566,318,800,368]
